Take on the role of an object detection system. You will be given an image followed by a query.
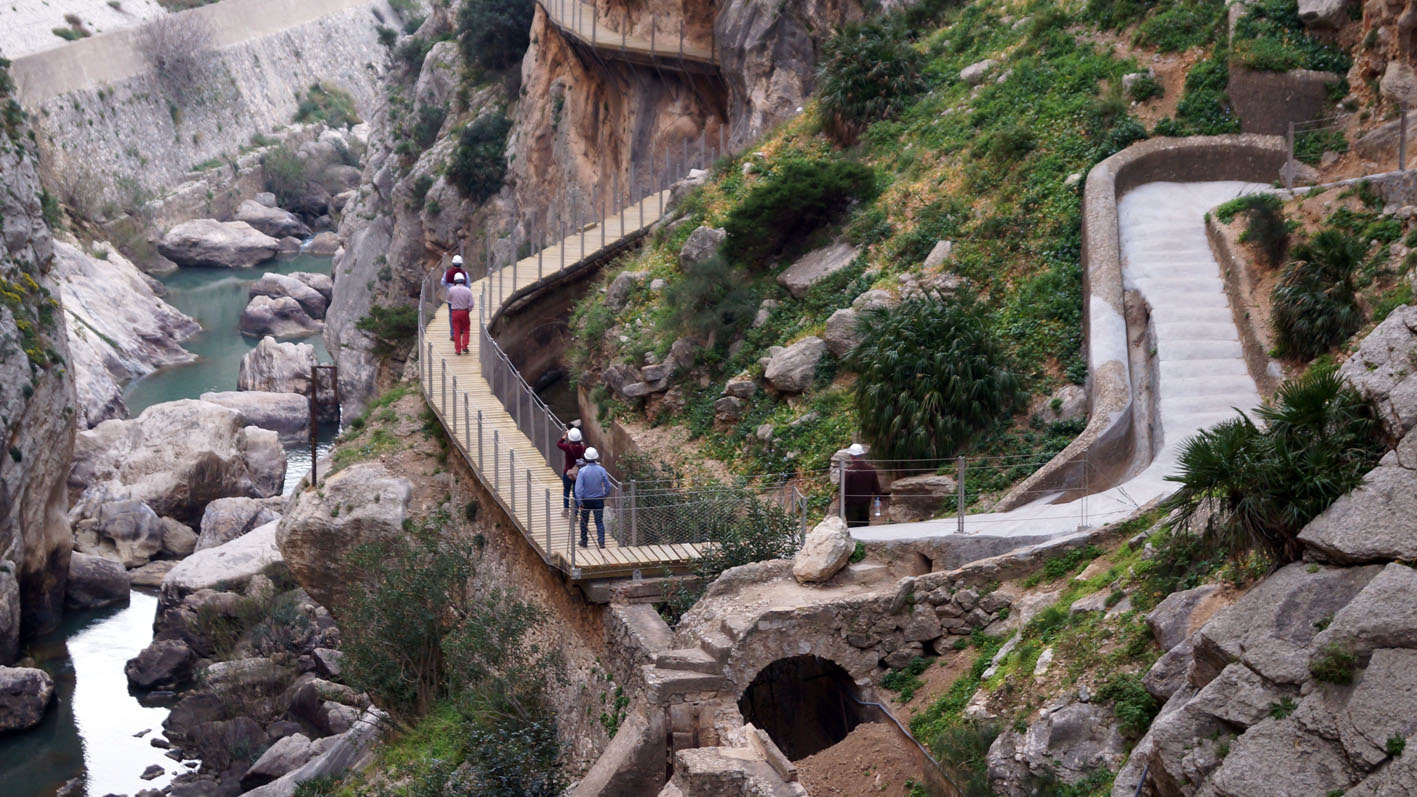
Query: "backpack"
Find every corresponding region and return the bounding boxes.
[566,464,579,480]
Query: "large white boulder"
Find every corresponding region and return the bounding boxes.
[764,336,827,393]
[234,200,312,239]
[249,272,328,319]
[199,391,310,438]
[53,240,199,427]
[158,219,281,269]
[238,336,317,394]
[792,515,854,584]
[776,242,858,299]
[239,295,323,340]
[68,400,286,524]
[160,519,282,611]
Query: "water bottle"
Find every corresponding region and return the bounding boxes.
[872,496,882,518]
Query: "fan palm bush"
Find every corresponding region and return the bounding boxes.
[1271,229,1362,359]
[847,294,1024,462]
[1162,367,1382,565]
[817,20,926,146]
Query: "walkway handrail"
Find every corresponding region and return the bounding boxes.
[536,0,717,69]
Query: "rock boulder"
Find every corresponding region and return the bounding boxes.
[679,226,727,270]
[277,464,413,611]
[240,295,323,340]
[69,400,286,525]
[888,474,958,523]
[1299,429,1417,563]
[65,553,131,610]
[987,702,1127,795]
[1337,305,1417,436]
[306,232,341,256]
[291,271,334,303]
[776,242,858,299]
[0,666,54,732]
[197,497,283,551]
[1297,0,1347,27]
[124,638,194,690]
[158,219,281,269]
[823,308,861,357]
[764,337,827,393]
[69,495,166,568]
[248,273,328,319]
[793,516,854,584]
[160,520,283,614]
[234,200,312,240]
[199,391,311,439]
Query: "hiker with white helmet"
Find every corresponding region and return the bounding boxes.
[573,447,611,548]
[556,425,587,516]
[842,443,883,528]
[447,271,474,355]
[441,254,469,342]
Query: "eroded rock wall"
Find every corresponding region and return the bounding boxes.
[0,79,77,662]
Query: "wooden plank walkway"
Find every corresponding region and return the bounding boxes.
[421,189,706,580]
[537,0,717,72]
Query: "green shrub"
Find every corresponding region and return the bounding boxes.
[1171,51,1240,135]
[1388,734,1406,757]
[1294,128,1348,166]
[357,304,419,356]
[1127,73,1163,102]
[376,25,397,48]
[411,174,436,208]
[260,144,310,209]
[458,0,534,71]
[881,656,933,702]
[1098,673,1159,738]
[1269,696,1298,719]
[1134,0,1224,52]
[1163,367,1383,565]
[410,104,447,151]
[661,253,759,341]
[1272,229,1363,359]
[1309,642,1358,684]
[723,157,878,265]
[1232,0,1352,73]
[447,113,512,202]
[848,295,1023,462]
[817,20,926,146]
[396,36,431,72]
[294,82,361,129]
[1215,193,1287,267]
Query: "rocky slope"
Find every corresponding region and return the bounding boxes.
[0,64,77,664]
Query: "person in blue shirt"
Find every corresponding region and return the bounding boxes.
[573,447,611,548]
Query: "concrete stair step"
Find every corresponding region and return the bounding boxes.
[1157,340,1244,359]
[643,664,731,703]
[1160,359,1251,380]
[698,631,734,662]
[1154,321,1243,339]
[655,647,723,674]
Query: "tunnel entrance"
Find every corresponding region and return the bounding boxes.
[737,655,875,761]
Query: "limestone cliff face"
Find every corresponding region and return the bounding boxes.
[0,76,77,663]
[326,0,859,413]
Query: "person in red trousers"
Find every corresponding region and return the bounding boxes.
[441,255,468,341]
[447,272,474,354]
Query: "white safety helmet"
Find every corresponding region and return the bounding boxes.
[451,254,464,266]
[584,447,600,461]
[568,428,582,442]
[848,443,866,457]
[453,272,466,283]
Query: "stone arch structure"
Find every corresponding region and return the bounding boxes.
[736,654,877,760]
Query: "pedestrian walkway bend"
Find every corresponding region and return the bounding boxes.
[854,180,1270,543]
[419,190,715,580]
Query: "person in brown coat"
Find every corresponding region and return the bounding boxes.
[556,427,586,516]
[843,443,883,527]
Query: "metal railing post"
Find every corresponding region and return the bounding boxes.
[537,219,544,280]
[614,171,621,238]
[494,430,501,490]
[629,479,639,546]
[545,488,552,553]
[838,461,846,521]
[440,359,447,414]
[450,376,457,434]
[426,342,433,389]
[510,450,516,514]
[592,1,597,45]
[477,410,484,471]
[526,470,533,526]
[956,456,966,533]
[464,395,470,455]
[1402,102,1409,172]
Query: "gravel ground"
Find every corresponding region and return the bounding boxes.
[0,0,168,59]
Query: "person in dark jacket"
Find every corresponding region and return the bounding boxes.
[574,447,611,547]
[556,427,586,516]
[842,443,883,527]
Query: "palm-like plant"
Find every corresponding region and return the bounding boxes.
[1271,229,1363,360]
[1162,367,1382,565]
[817,20,926,146]
[847,294,1023,463]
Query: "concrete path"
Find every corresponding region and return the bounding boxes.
[8,0,383,104]
[855,180,1270,542]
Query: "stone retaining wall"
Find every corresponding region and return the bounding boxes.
[996,135,1286,510]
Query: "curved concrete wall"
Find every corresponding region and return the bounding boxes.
[997,134,1286,510]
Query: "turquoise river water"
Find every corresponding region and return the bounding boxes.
[0,254,338,796]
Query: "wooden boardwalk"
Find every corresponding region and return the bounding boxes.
[420,189,707,580]
[537,0,717,72]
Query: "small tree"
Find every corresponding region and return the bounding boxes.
[1162,367,1383,565]
[817,20,926,146]
[847,294,1024,462]
[459,0,535,71]
[136,14,214,93]
[722,157,878,265]
[447,113,513,202]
